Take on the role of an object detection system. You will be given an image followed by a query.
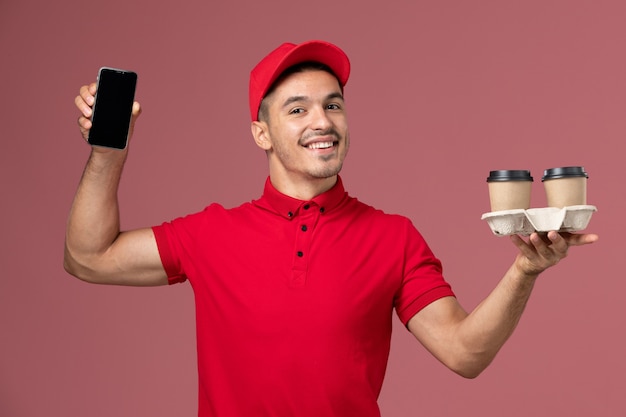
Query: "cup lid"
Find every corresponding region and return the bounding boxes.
[486,170,533,182]
[542,166,588,181]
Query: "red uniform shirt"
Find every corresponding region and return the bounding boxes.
[152,177,454,417]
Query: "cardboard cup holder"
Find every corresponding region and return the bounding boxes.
[481,205,597,236]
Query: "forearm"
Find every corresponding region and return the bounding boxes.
[454,258,538,376]
[64,149,128,278]
[412,232,597,378]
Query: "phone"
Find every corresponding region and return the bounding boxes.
[88,67,138,149]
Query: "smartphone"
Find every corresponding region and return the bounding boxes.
[88,67,138,149]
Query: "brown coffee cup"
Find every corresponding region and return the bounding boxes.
[486,170,533,212]
[542,166,588,208]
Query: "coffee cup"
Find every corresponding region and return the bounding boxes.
[542,166,588,208]
[486,170,533,212]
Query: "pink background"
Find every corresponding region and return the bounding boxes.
[1,1,625,416]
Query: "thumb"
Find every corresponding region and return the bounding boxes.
[131,101,142,119]
[128,101,142,139]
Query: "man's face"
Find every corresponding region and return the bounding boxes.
[258,69,349,187]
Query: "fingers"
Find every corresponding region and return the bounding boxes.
[510,230,598,276]
[561,232,599,246]
[531,232,567,262]
[509,234,533,256]
[512,233,562,266]
[75,83,97,141]
[533,231,566,250]
[76,83,96,117]
[77,115,92,140]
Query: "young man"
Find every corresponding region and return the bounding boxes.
[66,40,597,416]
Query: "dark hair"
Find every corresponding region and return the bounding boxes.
[258,61,342,123]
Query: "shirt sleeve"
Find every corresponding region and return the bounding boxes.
[394,218,455,325]
[152,221,188,285]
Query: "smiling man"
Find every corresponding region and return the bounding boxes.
[66,40,597,417]
[250,46,351,200]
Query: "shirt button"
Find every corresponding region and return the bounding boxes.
[320,207,325,213]
[297,251,304,257]
[303,204,310,210]
[301,225,308,232]
[287,211,293,218]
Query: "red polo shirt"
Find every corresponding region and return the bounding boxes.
[152,177,454,417]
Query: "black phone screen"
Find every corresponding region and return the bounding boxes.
[88,67,137,149]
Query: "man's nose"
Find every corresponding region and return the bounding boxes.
[309,106,332,130]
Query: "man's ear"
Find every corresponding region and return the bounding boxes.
[251,121,272,151]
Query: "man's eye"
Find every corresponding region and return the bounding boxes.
[327,104,341,110]
[290,108,304,114]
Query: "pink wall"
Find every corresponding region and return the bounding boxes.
[1,1,624,416]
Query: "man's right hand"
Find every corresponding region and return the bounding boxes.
[74,82,142,149]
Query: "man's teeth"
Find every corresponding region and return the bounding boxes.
[307,141,334,149]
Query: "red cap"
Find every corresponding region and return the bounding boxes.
[249,40,351,121]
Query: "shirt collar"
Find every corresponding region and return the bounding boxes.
[253,176,348,219]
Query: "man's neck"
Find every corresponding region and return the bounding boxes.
[269,174,338,201]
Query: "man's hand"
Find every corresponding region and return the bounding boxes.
[74,82,142,148]
[510,231,598,277]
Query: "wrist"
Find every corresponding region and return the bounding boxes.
[512,255,541,282]
[85,146,128,178]
[90,145,128,162]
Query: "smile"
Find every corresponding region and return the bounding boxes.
[305,141,336,150]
